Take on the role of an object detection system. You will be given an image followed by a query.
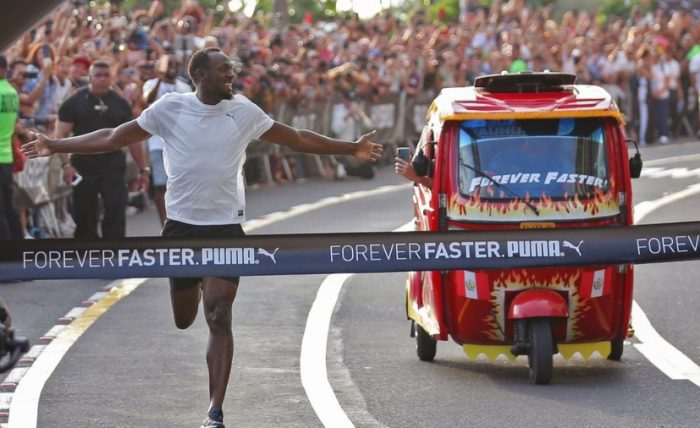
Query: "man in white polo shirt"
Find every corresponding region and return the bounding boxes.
[23,47,382,428]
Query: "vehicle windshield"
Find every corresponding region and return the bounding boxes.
[458,118,609,200]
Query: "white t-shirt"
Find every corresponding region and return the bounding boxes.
[665,58,680,90]
[142,78,192,151]
[137,92,274,225]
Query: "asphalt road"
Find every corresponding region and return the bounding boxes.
[3,140,700,427]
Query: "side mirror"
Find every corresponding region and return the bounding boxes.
[413,149,429,177]
[629,153,643,178]
[626,138,643,179]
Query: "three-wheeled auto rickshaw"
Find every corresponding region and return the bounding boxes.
[405,72,643,384]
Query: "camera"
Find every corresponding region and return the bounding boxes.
[0,307,29,374]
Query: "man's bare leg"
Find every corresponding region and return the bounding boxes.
[170,284,201,329]
[202,277,238,416]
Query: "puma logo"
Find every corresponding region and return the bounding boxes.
[562,240,583,256]
[257,248,279,264]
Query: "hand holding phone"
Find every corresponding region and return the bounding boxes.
[71,172,83,187]
[397,147,411,161]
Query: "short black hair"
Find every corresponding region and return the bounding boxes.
[90,59,110,71]
[0,55,7,69]
[188,47,222,83]
[9,59,28,71]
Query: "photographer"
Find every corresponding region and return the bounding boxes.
[0,297,12,329]
[8,59,50,121]
[0,296,29,373]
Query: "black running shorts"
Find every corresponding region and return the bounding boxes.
[161,219,245,291]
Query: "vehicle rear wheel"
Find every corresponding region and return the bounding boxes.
[528,318,554,384]
[416,324,436,362]
[608,335,624,361]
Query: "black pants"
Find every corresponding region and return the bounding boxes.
[72,170,127,239]
[0,164,22,240]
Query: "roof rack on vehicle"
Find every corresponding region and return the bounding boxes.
[474,71,577,93]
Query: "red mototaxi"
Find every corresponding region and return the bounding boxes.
[405,72,643,384]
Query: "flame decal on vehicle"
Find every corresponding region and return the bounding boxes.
[448,186,619,222]
[480,269,591,343]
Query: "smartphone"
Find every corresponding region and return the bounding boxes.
[157,54,169,74]
[397,147,411,161]
[71,173,83,187]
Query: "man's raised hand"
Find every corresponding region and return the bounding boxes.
[21,133,52,159]
[353,130,383,162]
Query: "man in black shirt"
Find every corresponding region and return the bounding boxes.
[57,60,148,239]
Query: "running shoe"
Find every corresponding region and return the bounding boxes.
[199,418,224,428]
[200,408,225,428]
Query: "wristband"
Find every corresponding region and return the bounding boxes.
[61,162,71,169]
[139,167,151,174]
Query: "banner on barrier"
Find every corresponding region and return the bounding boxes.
[2,222,700,281]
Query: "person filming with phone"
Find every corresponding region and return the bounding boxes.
[394,146,433,187]
[23,43,59,131]
[142,53,191,225]
[55,59,149,239]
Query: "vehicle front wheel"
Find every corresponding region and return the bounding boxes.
[416,324,436,362]
[528,318,554,385]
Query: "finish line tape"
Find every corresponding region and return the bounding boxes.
[2,222,699,281]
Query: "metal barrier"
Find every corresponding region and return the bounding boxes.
[2,222,699,281]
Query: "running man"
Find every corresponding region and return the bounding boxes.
[22,47,382,428]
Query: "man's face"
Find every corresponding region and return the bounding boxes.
[72,62,88,78]
[10,64,27,87]
[89,65,112,93]
[203,51,236,100]
[165,56,180,80]
[56,59,70,78]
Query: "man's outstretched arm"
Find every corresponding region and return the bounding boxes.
[260,121,383,162]
[21,120,152,158]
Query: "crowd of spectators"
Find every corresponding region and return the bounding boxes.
[3,0,700,240]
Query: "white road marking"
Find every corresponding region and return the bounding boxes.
[8,278,146,427]
[644,152,700,166]
[300,220,413,427]
[300,274,354,428]
[243,184,411,232]
[633,182,700,388]
[640,167,700,179]
[632,301,700,387]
